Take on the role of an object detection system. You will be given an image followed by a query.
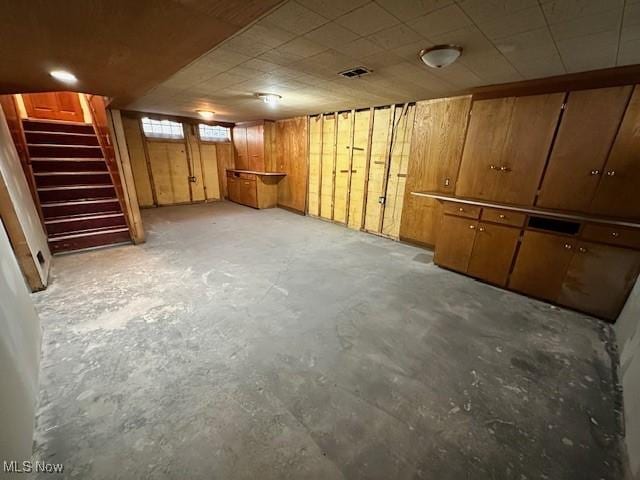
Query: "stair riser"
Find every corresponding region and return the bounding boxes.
[23,121,95,135]
[28,145,103,158]
[42,200,121,218]
[49,230,131,253]
[25,131,99,146]
[31,160,108,173]
[46,216,126,235]
[35,173,112,187]
[38,186,115,202]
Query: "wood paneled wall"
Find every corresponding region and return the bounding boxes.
[121,115,225,208]
[274,116,308,213]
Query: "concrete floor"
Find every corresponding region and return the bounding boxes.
[32,202,624,479]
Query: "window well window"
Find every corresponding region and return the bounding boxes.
[141,117,184,139]
[198,124,230,142]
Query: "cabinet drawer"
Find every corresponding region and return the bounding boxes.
[227,171,256,180]
[581,223,640,249]
[442,202,481,219]
[481,208,526,227]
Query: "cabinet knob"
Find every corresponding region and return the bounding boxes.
[489,164,497,170]
[469,225,476,229]
[611,232,620,238]
[564,243,572,250]
[578,247,587,253]
[590,169,601,176]
[606,170,616,177]
[499,214,506,219]
[499,165,511,172]
[479,227,485,232]
[458,207,464,212]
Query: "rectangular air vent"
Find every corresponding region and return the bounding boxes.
[338,66,372,78]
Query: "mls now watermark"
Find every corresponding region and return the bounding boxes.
[4,460,64,474]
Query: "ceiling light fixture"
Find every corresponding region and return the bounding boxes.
[419,45,463,69]
[197,110,215,120]
[257,93,281,105]
[49,70,78,84]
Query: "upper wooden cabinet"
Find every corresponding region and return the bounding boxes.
[589,85,640,219]
[536,86,633,212]
[232,121,275,172]
[456,93,564,205]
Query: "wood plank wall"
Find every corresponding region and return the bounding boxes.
[274,116,308,213]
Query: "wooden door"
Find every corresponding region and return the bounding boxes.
[467,222,520,286]
[455,97,512,200]
[536,86,633,211]
[233,126,248,170]
[508,231,576,302]
[200,144,221,200]
[558,242,640,320]
[227,176,240,203]
[347,109,371,229]
[400,96,471,246]
[382,104,415,238]
[320,114,336,220]
[333,111,353,224]
[23,92,84,122]
[146,142,191,205]
[308,115,322,216]
[363,107,392,232]
[434,214,478,273]
[246,124,264,171]
[590,85,640,219]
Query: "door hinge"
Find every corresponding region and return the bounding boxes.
[378,196,386,205]
[561,103,566,111]
[188,176,197,182]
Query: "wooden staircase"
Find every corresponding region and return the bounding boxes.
[24,119,131,253]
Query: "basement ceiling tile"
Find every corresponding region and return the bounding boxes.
[242,23,298,49]
[618,38,640,65]
[241,58,283,73]
[550,8,623,41]
[374,0,454,22]
[457,0,537,24]
[475,5,547,40]
[199,48,252,69]
[408,4,474,40]
[336,37,385,58]
[367,23,424,50]
[257,49,306,66]
[509,53,566,78]
[621,2,640,42]
[459,50,523,83]
[358,49,406,69]
[278,37,329,58]
[541,0,624,24]
[296,0,370,19]
[556,30,619,71]
[424,61,484,89]
[223,33,273,57]
[263,1,330,34]
[304,21,360,49]
[335,2,400,36]
[392,40,433,60]
[494,27,558,59]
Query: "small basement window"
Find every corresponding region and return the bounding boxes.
[141,117,184,140]
[198,124,230,142]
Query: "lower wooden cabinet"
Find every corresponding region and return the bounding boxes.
[508,231,576,302]
[433,215,477,273]
[227,170,282,209]
[558,242,640,320]
[467,222,520,286]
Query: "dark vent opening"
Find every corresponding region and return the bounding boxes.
[339,66,372,78]
[528,216,580,235]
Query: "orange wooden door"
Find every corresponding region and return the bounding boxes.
[433,214,478,273]
[23,92,84,122]
[246,125,264,171]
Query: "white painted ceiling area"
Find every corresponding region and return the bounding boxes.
[126,0,640,121]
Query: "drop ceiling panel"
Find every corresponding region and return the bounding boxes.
[127,0,640,122]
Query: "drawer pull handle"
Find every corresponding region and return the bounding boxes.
[479,227,485,232]
[339,169,349,173]
[499,214,506,219]
[499,165,511,172]
[606,170,616,176]
[590,169,601,176]
[579,247,588,253]
[611,232,620,238]
[489,164,497,170]
[469,225,476,229]
[564,243,572,250]
[458,207,464,212]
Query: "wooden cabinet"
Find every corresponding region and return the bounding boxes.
[232,121,275,172]
[536,86,633,211]
[508,231,576,302]
[456,93,563,205]
[227,170,282,209]
[434,214,478,273]
[467,222,520,286]
[589,85,640,219]
[558,242,640,320]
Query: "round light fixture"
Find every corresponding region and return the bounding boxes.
[419,45,462,69]
[257,93,281,105]
[197,110,215,120]
[49,70,78,84]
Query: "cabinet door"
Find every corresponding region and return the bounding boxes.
[590,85,640,219]
[467,222,520,286]
[239,180,258,208]
[536,86,633,211]
[558,242,640,320]
[227,177,240,203]
[246,125,264,171]
[508,231,576,302]
[22,92,84,122]
[456,97,512,200]
[434,214,478,273]
[233,127,248,170]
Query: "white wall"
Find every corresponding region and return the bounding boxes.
[0,217,42,471]
[617,278,640,480]
[0,107,51,287]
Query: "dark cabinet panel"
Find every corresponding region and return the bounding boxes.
[467,223,520,286]
[434,214,478,273]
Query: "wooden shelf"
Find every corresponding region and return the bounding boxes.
[411,191,640,229]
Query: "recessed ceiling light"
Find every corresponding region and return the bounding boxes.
[257,93,281,105]
[49,70,78,84]
[197,110,215,120]
[419,45,463,69]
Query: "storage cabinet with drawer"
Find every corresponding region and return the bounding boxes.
[226,170,284,209]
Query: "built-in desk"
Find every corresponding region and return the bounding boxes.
[227,169,285,209]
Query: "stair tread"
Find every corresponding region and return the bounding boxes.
[41,198,119,207]
[25,130,96,137]
[23,118,92,126]
[34,171,110,175]
[45,212,124,224]
[37,184,114,191]
[31,157,105,161]
[28,143,101,148]
[49,226,129,241]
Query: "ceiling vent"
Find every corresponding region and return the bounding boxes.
[338,66,372,78]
